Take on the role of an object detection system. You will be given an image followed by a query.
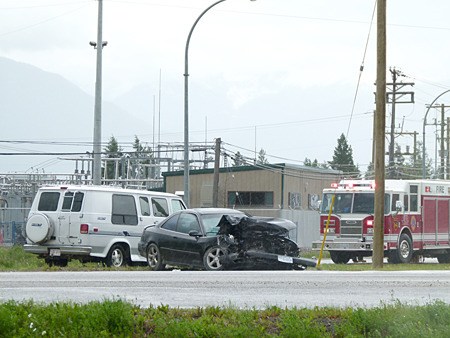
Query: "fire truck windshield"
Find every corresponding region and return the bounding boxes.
[321,193,385,214]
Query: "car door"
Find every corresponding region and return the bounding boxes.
[168,213,204,266]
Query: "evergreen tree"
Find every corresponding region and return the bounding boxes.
[304,158,319,167]
[365,161,374,178]
[257,148,269,164]
[104,136,123,179]
[329,133,359,177]
[132,136,154,179]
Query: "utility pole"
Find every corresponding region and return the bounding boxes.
[212,138,221,207]
[427,104,450,178]
[386,68,414,179]
[91,0,107,185]
[373,0,386,269]
[447,117,450,178]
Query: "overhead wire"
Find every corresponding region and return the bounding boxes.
[345,0,377,139]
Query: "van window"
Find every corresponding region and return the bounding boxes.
[38,192,60,211]
[139,197,151,216]
[62,192,74,211]
[112,194,138,225]
[152,197,169,217]
[61,191,84,212]
[72,192,84,212]
[171,199,185,212]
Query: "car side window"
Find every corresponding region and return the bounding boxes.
[139,197,151,216]
[161,214,178,231]
[151,197,169,217]
[177,213,200,234]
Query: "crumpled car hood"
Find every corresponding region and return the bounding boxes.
[216,215,316,269]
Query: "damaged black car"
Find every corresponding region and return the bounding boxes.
[137,208,316,271]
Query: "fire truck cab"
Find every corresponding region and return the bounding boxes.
[312,179,450,264]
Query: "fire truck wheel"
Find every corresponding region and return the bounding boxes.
[436,253,450,264]
[330,251,351,264]
[394,233,413,264]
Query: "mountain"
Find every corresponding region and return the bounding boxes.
[0,57,152,172]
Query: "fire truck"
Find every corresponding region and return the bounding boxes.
[312,179,450,264]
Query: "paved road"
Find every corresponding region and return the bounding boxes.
[1,270,450,308]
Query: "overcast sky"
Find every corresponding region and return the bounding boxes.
[1,0,450,174]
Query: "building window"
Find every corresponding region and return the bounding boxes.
[289,192,301,209]
[228,191,273,207]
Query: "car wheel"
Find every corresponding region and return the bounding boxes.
[330,251,351,264]
[105,244,128,267]
[147,243,164,271]
[203,246,225,271]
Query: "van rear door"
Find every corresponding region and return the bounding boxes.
[59,191,84,245]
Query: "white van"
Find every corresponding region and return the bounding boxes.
[23,185,186,267]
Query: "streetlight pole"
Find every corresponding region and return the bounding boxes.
[183,0,255,207]
[92,0,107,185]
[422,89,450,178]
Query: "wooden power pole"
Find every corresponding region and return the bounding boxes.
[373,0,386,269]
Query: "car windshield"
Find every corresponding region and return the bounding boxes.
[201,213,242,236]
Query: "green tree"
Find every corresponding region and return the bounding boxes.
[233,151,245,167]
[104,135,123,179]
[304,158,319,167]
[132,136,154,179]
[365,161,374,178]
[257,148,269,164]
[329,133,359,177]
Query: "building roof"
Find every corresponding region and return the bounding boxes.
[162,163,342,177]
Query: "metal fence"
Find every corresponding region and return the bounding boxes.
[0,207,29,246]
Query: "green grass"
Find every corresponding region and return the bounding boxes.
[0,299,449,337]
[1,247,450,336]
[2,246,450,272]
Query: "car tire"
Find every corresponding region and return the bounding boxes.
[203,246,225,271]
[147,243,164,271]
[330,251,351,264]
[105,244,128,267]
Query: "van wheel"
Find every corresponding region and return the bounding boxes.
[105,244,128,267]
[147,243,164,271]
[45,257,68,267]
[390,234,413,264]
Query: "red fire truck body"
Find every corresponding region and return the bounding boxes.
[312,179,450,264]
